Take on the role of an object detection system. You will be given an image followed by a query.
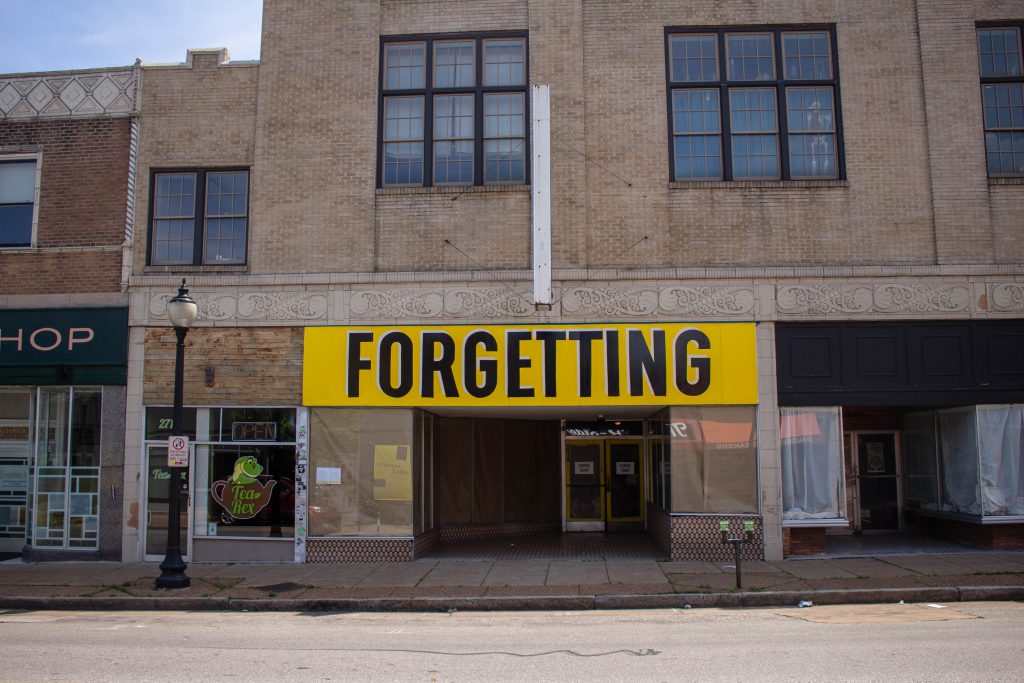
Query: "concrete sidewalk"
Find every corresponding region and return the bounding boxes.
[1,552,1022,612]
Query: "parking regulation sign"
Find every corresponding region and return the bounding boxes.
[168,435,189,467]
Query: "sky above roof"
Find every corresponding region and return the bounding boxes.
[0,0,262,73]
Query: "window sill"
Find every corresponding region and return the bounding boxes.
[670,179,848,190]
[376,184,530,197]
[783,518,849,528]
[988,176,1024,186]
[144,264,248,274]
[0,245,34,253]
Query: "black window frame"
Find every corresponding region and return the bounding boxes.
[664,24,846,182]
[146,167,250,267]
[0,156,38,249]
[977,21,1024,178]
[376,31,531,189]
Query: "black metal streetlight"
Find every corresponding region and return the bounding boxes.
[156,279,198,589]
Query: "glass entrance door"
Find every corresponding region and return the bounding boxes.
[0,391,32,554]
[565,439,644,531]
[853,432,901,533]
[144,446,191,560]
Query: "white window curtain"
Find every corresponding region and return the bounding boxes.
[780,407,843,520]
[938,408,981,514]
[977,406,1024,516]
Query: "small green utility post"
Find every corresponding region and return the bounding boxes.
[720,519,756,589]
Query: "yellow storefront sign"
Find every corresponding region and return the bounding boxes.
[303,323,758,407]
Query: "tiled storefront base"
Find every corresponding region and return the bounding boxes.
[438,521,561,543]
[306,538,414,563]
[669,514,764,562]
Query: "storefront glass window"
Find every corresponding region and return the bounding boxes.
[938,408,982,515]
[0,391,32,551]
[668,405,758,513]
[31,387,101,549]
[308,408,414,537]
[977,405,1024,516]
[200,444,296,538]
[780,407,844,521]
[901,411,940,513]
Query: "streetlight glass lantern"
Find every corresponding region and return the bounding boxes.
[167,279,198,329]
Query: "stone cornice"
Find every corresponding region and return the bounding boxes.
[0,66,139,120]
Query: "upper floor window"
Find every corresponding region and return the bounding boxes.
[0,157,38,248]
[978,24,1024,176]
[149,169,248,265]
[378,34,529,188]
[666,27,843,181]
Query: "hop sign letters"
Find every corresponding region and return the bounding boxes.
[168,435,189,467]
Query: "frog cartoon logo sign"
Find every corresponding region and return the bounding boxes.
[211,455,277,520]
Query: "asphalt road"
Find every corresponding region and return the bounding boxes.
[1,602,1022,681]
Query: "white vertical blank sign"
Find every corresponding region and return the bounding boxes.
[531,84,552,306]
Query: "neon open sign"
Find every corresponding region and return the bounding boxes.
[231,422,278,442]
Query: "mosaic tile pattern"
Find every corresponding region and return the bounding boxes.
[306,538,414,563]
[438,521,561,543]
[670,515,764,561]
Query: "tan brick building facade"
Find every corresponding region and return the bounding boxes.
[123,1,1024,563]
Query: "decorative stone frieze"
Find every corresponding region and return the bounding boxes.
[148,291,326,323]
[561,286,661,316]
[443,287,536,318]
[989,283,1024,312]
[0,68,138,119]
[659,285,756,316]
[777,285,874,315]
[349,289,444,318]
[777,283,971,315]
[872,283,970,313]
[237,292,327,320]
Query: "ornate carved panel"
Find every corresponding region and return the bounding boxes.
[659,286,755,316]
[777,285,873,315]
[237,292,327,320]
[443,287,535,318]
[348,289,444,319]
[561,286,661,317]
[778,283,971,315]
[989,283,1024,312]
[0,68,137,120]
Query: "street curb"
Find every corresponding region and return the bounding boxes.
[0,586,1020,613]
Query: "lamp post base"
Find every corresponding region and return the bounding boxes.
[155,571,191,589]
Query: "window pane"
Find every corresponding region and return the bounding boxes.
[433,94,474,140]
[672,89,721,133]
[151,173,196,264]
[670,34,719,82]
[0,161,36,203]
[982,84,1024,130]
[674,135,722,180]
[434,40,474,88]
[732,133,779,179]
[309,408,414,537]
[669,406,757,513]
[726,33,774,80]
[789,133,837,178]
[0,204,33,247]
[985,130,1024,175]
[434,140,474,185]
[782,31,832,79]
[484,139,525,184]
[729,88,777,133]
[786,87,835,132]
[484,93,525,138]
[384,42,425,89]
[781,408,844,520]
[978,28,1022,77]
[383,97,424,141]
[383,142,424,185]
[484,38,526,86]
